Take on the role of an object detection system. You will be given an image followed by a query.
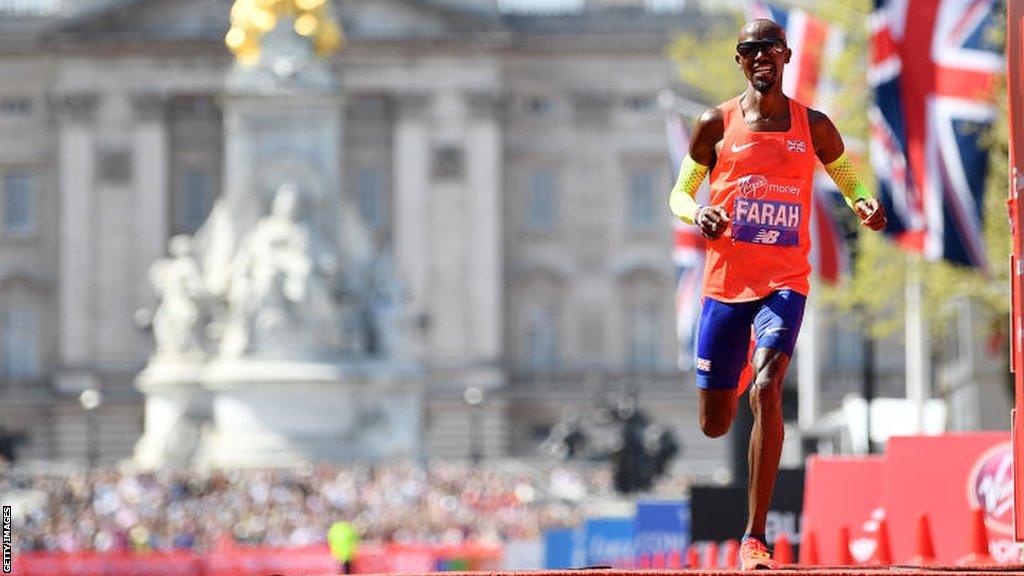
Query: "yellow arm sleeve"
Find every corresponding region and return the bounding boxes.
[823,152,873,210]
[669,155,710,224]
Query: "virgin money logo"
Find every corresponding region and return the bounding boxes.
[737,175,768,198]
[967,441,1014,535]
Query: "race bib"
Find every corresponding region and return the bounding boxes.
[731,197,801,246]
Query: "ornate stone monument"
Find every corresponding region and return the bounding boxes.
[135,0,423,469]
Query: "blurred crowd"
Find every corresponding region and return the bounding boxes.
[1,461,690,554]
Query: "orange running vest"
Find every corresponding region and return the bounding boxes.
[702,96,817,302]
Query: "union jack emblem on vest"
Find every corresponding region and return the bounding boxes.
[787,139,806,153]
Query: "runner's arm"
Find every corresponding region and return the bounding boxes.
[823,153,873,210]
[669,155,709,224]
[809,109,873,209]
[669,109,726,234]
[809,109,887,230]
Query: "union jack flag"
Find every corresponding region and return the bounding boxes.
[869,0,1003,268]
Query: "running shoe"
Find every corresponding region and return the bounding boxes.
[740,537,777,570]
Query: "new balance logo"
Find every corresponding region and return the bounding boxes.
[787,139,806,153]
[753,229,782,244]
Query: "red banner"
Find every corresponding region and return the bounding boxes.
[13,541,503,576]
[802,455,887,564]
[883,434,1014,563]
[804,433,1014,564]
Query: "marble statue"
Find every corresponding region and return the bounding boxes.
[149,235,206,360]
[136,1,423,468]
[196,198,236,299]
[219,183,340,358]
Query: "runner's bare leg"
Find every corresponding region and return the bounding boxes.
[745,347,789,536]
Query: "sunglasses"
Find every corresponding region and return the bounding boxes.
[736,39,787,57]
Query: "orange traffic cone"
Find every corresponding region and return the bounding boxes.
[798,529,819,566]
[871,517,893,565]
[837,525,854,566]
[667,549,681,568]
[721,539,739,568]
[703,541,719,568]
[685,545,700,568]
[774,534,793,565]
[907,514,936,565]
[957,507,995,566]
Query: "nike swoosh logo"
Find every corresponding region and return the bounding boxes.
[730,142,759,153]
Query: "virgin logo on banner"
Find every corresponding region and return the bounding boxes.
[968,441,1014,535]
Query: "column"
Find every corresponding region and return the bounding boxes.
[392,93,431,352]
[52,92,99,387]
[131,93,169,312]
[796,292,819,431]
[466,91,504,364]
[906,255,930,433]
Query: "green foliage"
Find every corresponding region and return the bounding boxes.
[666,14,746,105]
[667,0,1011,343]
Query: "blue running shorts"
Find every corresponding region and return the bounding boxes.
[695,289,807,391]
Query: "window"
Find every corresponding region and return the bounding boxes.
[3,308,39,380]
[624,96,655,112]
[356,167,386,230]
[628,169,658,230]
[627,304,660,370]
[0,97,32,116]
[3,171,35,236]
[180,169,212,233]
[98,149,132,184]
[433,144,464,180]
[579,311,604,357]
[524,306,558,370]
[525,97,554,115]
[527,168,557,230]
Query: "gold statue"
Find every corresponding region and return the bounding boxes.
[225,0,344,66]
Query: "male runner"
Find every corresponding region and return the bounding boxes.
[669,19,887,569]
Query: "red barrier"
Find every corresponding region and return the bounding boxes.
[13,541,503,576]
[205,544,337,576]
[883,434,1011,563]
[14,550,204,576]
[804,433,1016,565]
[803,456,886,564]
[1009,0,1024,546]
